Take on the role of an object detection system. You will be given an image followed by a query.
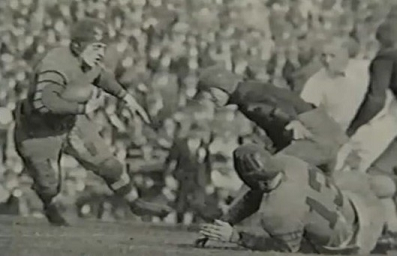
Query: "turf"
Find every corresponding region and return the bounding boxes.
[0,215,393,256]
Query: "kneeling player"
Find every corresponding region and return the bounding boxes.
[197,144,390,254]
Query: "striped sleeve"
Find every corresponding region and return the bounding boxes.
[32,70,85,115]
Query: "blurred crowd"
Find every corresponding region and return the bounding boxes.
[0,0,396,224]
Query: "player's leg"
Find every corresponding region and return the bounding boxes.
[64,116,171,217]
[174,178,190,223]
[368,174,397,235]
[14,122,66,225]
[343,190,386,254]
[332,171,387,253]
[348,117,397,173]
[334,171,397,238]
[344,92,397,173]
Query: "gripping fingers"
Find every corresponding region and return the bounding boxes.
[137,108,151,124]
[201,224,221,232]
[200,225,221,238]
[214,219,226,225]
[200,230,222,240]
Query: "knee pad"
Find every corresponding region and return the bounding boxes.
[370,175,397,198]
[95,157,123,181]
[34,185,59,205]
[99,157,126,185]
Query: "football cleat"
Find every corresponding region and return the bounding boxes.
[43,202,70,227]
[129,198,172,218]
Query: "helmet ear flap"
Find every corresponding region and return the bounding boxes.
[70,41,90,57]
[70,41,82,56]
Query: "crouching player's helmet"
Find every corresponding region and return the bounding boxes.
[233,144,282,191]
[69,18,109,55]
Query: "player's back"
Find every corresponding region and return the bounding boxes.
[228,81,314,150]
[257,154,357,252]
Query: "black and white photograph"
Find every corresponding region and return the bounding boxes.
[1,0,397,255]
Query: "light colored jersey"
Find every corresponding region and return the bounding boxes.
[225,154,385,254]
[256,154,355,252]
[300,59,370,131]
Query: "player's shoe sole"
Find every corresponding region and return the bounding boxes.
[129,199,172,218]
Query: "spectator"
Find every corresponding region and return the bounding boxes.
[300,39,370,133]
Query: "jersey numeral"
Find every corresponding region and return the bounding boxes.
[306,167,343,229]
[305,197,338,228]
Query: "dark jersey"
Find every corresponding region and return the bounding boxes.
[228,81,314,150]
[348,49,397,136]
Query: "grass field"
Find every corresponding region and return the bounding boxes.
[0,215,394,256]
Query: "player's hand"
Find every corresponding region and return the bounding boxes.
[285,120,313,140]
[85,95,103,114]
[199,220,240,243]
[123,94,151,124]
[106,111,127,132]
[81,43,106,68]
[334,143,360,172]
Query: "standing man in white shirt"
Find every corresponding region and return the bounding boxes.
[300,41,370,133]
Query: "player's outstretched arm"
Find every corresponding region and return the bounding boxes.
[243,93,314,141]
[220,186,263,225]
[93,68,150,124]
[195,187,262,248]
[93,67,128,99]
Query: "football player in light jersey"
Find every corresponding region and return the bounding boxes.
[197,144,393,254]
[13,18,171,225]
